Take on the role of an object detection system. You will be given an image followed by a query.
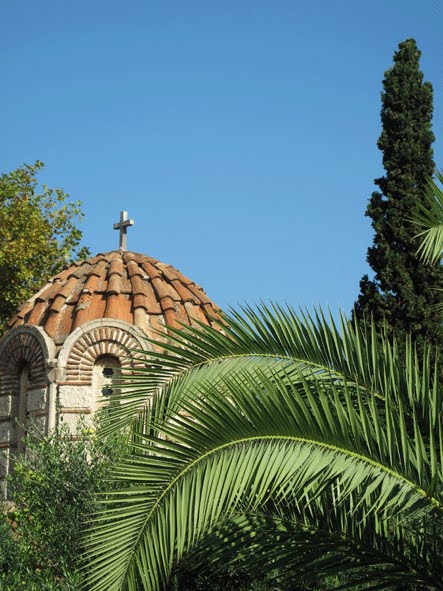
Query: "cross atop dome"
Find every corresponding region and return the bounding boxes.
[113,210,135,250]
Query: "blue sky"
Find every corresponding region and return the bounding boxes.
[1,1,442,315]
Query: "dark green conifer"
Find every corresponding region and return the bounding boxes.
[355,38,443,350]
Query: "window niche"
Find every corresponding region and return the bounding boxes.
[16,362,30,455]
[93,355,121,408]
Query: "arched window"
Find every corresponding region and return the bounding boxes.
[93,355,121,409]
[16,362,30,455]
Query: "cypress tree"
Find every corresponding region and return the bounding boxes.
[355,38,443,350]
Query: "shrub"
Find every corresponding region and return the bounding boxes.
[0,420,125,590]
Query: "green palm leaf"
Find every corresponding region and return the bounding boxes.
[414,170,443,264]
[185,513,442,589]
[100,303,432,439]
[83,307,443,590]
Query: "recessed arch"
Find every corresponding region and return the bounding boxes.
[58,319,149,385]
[0,327,52,468]
[0,327,51,398]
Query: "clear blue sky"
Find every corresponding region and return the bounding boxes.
[1,1,442,315]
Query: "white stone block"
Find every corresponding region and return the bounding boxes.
[0,395,14,416]
[0,420,14,443]
[58,385,93,409]
[27,388,47,412]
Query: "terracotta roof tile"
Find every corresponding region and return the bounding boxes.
[26,300,47,325]
[16,299,37,319]
[133,293,147,309]
[109,258,124,276]
[5,250,220,343]
[151,277,173,301]
[69,262,92,279]
[54,267,76,282]
[126,259,143,278]
[56,305,76,343]
[130,275,149,296]
[72,294,106,330]
[107,273,122,295]
[80,294,107,324]
[68,278,86,301]
[73,294,94,329]
[82,273,102,294]
[36,280,64,303]
[120,276,132,293]
[170,280,198,303]
[159,279,182,301]
[85,254,105,265]
[44,310,63,338]
[167,267,193,286]
[141,260,161,279]
[159,296,175,313]
[186,283,213,305]
[104,294,121,318]
[105,293,132,323]
[87,259,107,278]
[155,262,175,277]
[143,281,162,313]
[58,276,80,299]
[7,316,22,329]
[49,294,67,314]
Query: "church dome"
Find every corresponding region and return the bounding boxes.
[6,250,222,344]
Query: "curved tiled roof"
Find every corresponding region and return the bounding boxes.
[7,251,222,344]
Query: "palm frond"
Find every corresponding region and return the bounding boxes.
[83,331,443,590]
[99,303,435,440]
[184,513,442,590]
[414,170,443,264]
[83,438,440,590]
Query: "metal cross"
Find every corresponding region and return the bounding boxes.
[113,211,135,250]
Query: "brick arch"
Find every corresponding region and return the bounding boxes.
[64,325,147,384]
[0,330,48,397]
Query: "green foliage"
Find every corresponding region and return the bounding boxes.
[83,304,443,591]
[414,170,443,265]
[168,561,314,590]
[355,39,443,351]
[0,161,90,333]
[0,421,125,590]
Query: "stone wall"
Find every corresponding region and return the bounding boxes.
[0,319,148,497]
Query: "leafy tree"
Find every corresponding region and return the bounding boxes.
[0,420,126,590]
[0,161,90,333]
[83,304,443,591]
[355,39,443,350]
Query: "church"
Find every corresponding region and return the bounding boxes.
[0,212,221,495]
